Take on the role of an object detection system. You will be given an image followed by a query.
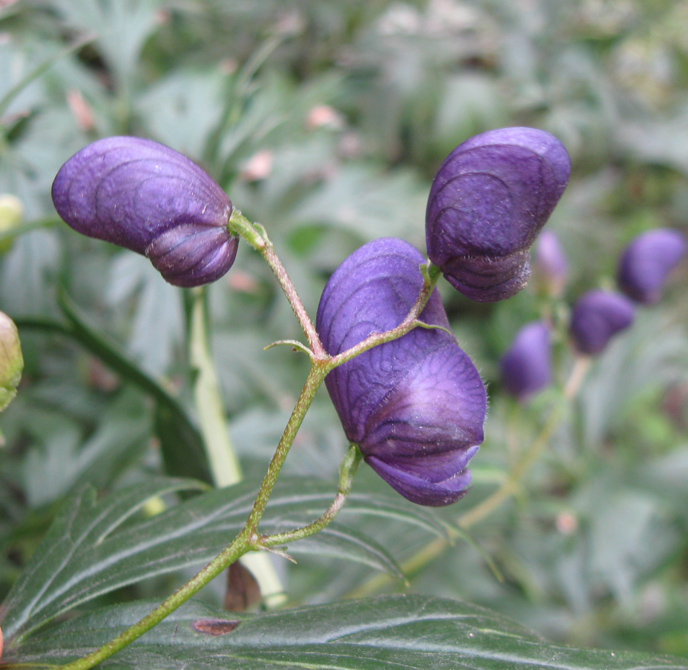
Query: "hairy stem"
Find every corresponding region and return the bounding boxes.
[228,209,325,357]
[189,287,285,604]
[261,445,362,547]
[57,365,328,670]
[56,240,439,669]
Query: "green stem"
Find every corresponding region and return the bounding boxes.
[228,209,325,357]
[57,366,328,670]
[56,236,440,669]
[189,287,242,488]
[262,444,362,548]
[243,365,328,536]
[188,287,285,602]
[57,531,252,670]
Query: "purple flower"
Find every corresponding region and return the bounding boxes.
[316,238,487,506]
[617,228,686,304]
[426,127,571,302]
[500,321,552,401]
[533,230,568,297]
[570,290,635,355]
[52,136,238,288]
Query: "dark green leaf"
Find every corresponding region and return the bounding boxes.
[9,595,688,670]
[153,400,212,484]
[1,478,206,643]
[0,478,447,643]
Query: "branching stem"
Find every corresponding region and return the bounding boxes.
[57,223,440,670]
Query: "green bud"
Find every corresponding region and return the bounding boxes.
[0,194,24,254]
[0,311,23,412]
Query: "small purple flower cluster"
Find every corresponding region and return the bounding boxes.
[499,227,686,401]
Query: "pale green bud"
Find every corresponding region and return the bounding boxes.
[0,311,23,412]
[0,194,24,254]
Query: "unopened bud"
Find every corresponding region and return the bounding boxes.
[0,311,23,412]
[0,194,24,253]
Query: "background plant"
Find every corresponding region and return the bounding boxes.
[1,0,688,667]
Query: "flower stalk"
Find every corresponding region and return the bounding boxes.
[57,221,439,670]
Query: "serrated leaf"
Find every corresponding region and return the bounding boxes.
[0,477,447,643]
[8,595,688,670]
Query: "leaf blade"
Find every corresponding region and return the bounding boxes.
[9,595,688,670]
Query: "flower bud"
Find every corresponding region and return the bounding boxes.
[617,228,686,304]
[0,194,24,254]
[0,311,23,412]
[426,127,571,302]
[317,238,487,506]
[52,136,238,288]
[500,321,552,401]
[533,230,568,297]
[569,290,635,355]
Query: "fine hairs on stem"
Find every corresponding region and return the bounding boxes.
[56,221,440,670]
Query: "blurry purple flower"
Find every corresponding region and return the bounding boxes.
[52,136,238,288]
[500,321,552,401]
[617,228,686,304]
[426,127,571,302]
[317,238,487,506]
[533,230,568,297]
[570,290,635,355]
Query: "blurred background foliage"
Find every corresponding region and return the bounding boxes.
[1,0,687,659]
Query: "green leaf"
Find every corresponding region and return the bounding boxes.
[0,478,206,643]
[8,595,688,669]
[153,400,212,484]
[0,477,446,643]
[21,291,214,484]
[0,34,94,120]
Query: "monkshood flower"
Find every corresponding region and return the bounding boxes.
[533,230,568,297]
[570,290,635,355]
[52,136,238,288]
[617,228,687,304]
[316,237,487,506]
[500,321,552,401]
[426,127,571,302]
[0,311,23,413]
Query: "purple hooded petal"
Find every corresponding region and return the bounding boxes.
[316,237,487,506]
[146,225,239,288]
[617,228,686,304]
[570,290,635,355]
[533,230,568,297]
[52,136,237,287]
[367,455,474,507]
[426,127,571,302]
[500,321,552,401]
